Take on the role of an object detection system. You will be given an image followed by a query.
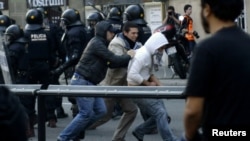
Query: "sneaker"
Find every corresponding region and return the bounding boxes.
[56,107,69,118]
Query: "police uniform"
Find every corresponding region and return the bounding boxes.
[106,18,123,34]
[86,12,104,40]
[51,9,88,119]
[24,9,57,134]
[106,7,123,34]
[138,24,152,44]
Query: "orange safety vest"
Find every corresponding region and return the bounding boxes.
[183,15,195,41]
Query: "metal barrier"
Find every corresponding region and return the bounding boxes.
[3,84,186,141]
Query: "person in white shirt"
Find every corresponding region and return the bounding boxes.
[127,32,177,141]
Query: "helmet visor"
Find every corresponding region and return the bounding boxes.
[60,19,67,30]
[122,14,128,23]
[4,34,11,46]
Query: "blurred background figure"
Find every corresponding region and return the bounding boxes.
[0,86,28,141]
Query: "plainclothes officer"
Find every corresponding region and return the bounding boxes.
[123,4,151,44]
[24,8,57,136]
[50,8,88,118]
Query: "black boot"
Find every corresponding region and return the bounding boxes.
[56,106,68,118]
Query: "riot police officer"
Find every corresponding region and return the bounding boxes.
[24,8,57,136]
[4,24,30,137]
[37,7,68,119]
[0,15,11,84]
[4,24,29,84]
[51,8,88,118]
[106,7,123,33]
[123,4,152,44]
[86,11,105,39]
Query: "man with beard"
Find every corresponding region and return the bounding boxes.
[181,0,250,141]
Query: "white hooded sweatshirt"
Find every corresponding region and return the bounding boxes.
[127,32,169,85]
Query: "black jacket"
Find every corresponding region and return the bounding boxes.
[75,21,131,84]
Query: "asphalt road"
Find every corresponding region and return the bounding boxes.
[28,67,188,141]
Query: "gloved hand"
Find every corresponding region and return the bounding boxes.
[50,67,63,77]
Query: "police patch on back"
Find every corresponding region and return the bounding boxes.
[31,34,47,41]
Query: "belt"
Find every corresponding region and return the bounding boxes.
[72,73,96,85]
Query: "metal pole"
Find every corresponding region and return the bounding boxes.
[244,0,248,32]
[37,92,46,141]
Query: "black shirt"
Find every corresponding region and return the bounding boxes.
[184,25,250,139]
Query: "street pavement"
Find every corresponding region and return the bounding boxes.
[29,67,188,141]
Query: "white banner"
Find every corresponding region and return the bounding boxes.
[27,0,66,7]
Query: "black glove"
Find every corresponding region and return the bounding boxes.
[50,66,63,77]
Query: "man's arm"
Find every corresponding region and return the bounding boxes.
[163,14,181,25]
[171,14,181,25]
[184,96,204,140]
[148,74,162,86]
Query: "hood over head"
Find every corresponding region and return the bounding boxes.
[144,32,168,54]
[95,20,116,39]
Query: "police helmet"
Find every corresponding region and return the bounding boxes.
[0,15,11,32]
[25,9,43,30]
[4,24,28,45]
[87,12,104,22]
[123,4,147,25]
[154,24,176,40]
[61,8,82,27]
[107,7,122,20]
[37,7,48,18]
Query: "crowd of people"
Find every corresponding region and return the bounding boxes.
[0,0,249,141]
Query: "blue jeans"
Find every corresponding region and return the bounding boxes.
[133,98,177,141]
[58,73,107,141]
